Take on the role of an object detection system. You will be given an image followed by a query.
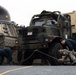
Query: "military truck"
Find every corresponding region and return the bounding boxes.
[18,10,72,65]
[0,6,18,50]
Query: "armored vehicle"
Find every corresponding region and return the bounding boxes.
[18,10,72,65]
[0,6,18,49]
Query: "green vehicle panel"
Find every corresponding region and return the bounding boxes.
[18,10,72,65]
[19,10,72,50]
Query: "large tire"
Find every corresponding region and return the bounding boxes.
[49,43,63,65]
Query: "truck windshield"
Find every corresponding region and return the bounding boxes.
[47,19,57,25]
[32,19,45,26]
[32,18,57,26]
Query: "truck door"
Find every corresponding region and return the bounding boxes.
[63,15,72,39]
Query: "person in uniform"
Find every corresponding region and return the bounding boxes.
[58,49,76,65]
[0,47,12,65]
[60,38,76,51]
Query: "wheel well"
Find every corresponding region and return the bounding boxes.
[52,37,63,43]
[48,37,63,47]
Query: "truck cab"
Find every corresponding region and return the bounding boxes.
[18,10,72,65]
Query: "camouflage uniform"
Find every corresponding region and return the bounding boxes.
[59,49,76,64]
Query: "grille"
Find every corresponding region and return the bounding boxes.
[21,28,38,41]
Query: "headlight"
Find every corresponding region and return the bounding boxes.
[15,40,19,44]
[44,37,53,42]
[45,38,49,42]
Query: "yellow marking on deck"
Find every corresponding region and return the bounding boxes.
[0,66,32,75]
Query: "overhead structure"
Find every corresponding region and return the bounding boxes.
[0,6,11,21]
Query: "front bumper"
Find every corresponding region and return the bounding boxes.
[23,43,48,50]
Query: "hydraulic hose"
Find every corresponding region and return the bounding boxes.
[19,49,59,65]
